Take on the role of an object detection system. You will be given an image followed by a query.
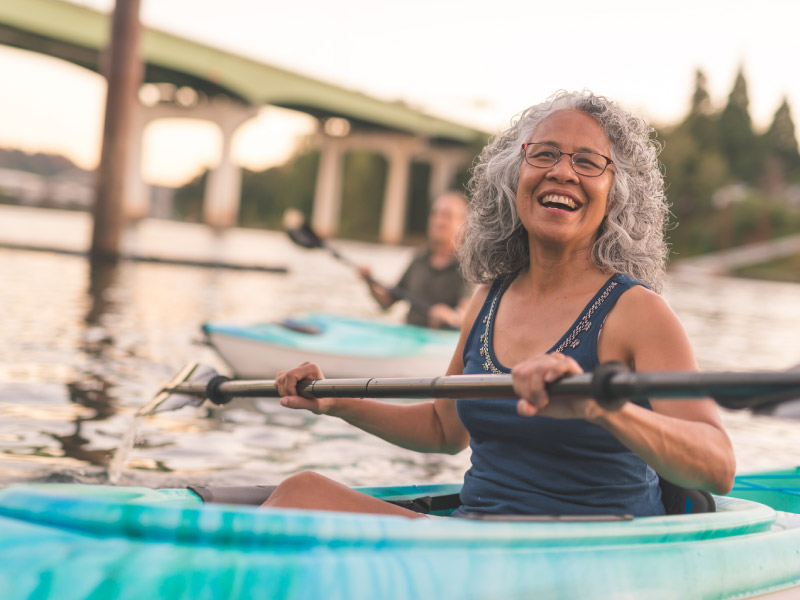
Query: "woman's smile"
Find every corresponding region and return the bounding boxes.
[538,191,582,212]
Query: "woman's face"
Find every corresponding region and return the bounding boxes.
[515,109,613,252]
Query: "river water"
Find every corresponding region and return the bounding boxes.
[2,205,800,489]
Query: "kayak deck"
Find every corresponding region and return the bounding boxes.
[203,313,459,358]
[0,473,799,599]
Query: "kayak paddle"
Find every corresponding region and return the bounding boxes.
[142,362,800,417]
[283,210,441,321]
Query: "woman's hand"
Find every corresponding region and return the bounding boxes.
[512,353,604,421]
[276,362,335,415]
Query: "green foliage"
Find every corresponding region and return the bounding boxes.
[172,170,205,222]
[668,192,800,258]
[717,70,763,183]
[406,161,432,240]
[339,151,386,240]
[238,149,318,229]
[762,98,800,185]
[660,65,800,259]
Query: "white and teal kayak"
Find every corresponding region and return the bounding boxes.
[0,469,798,599]
[201,313,460,378]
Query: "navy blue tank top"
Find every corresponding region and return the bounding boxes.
[454,273,665,517]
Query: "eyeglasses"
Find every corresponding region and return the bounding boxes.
[521,142,613,177]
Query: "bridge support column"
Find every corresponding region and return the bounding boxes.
[123,102,150,221]
[380,143,413,244]
[428,151,465,202]
[311,137,344,238]
[203,99,259,229]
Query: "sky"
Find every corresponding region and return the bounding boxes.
[2,0,799,186]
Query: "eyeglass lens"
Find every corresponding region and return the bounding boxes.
[523,143,608,176]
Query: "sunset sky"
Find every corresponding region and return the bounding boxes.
[1,0,798,186]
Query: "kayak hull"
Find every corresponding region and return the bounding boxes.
[202,313,459,378]
[0,471,799,599]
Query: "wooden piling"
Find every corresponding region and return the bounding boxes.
[90,0,143,262]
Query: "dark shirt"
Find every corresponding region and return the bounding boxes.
[397,249,469,327]
[454,273,665,517]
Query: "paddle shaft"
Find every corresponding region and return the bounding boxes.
[161,366,800,411]
[286,223,437,318]
[323,242,438,317]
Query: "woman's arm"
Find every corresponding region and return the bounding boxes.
[276,285,492,454]
[512,287,736,495]
[595,286,736,494]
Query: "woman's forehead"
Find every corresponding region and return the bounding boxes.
[530,109,610,152]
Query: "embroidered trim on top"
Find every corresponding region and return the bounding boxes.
[480,280,619,374]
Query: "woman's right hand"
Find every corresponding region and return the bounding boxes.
[275,362,335,415]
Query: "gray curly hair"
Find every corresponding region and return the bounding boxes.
[459,90,669,293]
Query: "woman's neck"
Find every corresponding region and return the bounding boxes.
[523,243,609,297]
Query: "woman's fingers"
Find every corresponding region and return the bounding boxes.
[275,362,332,415]
[276,361,323,397]
[512,353,583,416]
[280,395,320,412]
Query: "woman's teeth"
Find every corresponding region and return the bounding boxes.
[540,194,578,211]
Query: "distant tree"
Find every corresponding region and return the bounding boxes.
[761,97,800,188]
[238,148,319,228]
[238,166,284,226]
[172,170,205,222]
[690,68,713,116]
[405,161,432,240]
[660,123,730,254]
[339,151,386,240]
[717,66,762,183]
[686,68,718,151]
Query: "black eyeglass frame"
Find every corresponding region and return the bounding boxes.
[521,142,613,177]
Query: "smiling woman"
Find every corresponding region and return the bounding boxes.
[253,90,736,520]
[461,90,669,293]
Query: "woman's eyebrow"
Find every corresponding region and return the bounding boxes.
[531,140,607,154]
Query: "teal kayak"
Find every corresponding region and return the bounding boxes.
[0,469,798,599]
[201,313,460,378]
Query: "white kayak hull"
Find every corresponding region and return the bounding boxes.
[202,313,460,378]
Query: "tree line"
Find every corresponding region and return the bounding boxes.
[658,67,800,257]
[177,67,800,256]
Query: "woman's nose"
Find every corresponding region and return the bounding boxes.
[546,157,580,182]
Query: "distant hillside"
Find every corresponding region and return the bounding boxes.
[0,147,90,177]
[0,147,175,217]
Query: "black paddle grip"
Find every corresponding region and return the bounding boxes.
[206,375,233,405]
[591,361,630,411]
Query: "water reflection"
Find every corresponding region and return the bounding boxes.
[51,379,116,469]
[2,210,800,489]
[86,257,119,328]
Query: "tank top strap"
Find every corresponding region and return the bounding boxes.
[554,272,646,372]
[462,275,514,375]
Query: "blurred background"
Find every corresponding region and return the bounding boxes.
[1,0,800,489]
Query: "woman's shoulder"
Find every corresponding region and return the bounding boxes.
[611,280,675,321]
[601,278,690,363]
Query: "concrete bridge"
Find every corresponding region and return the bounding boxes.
[0,0,488,242]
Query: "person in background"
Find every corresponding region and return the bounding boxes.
[359,191,471,329]
[263,90,736,519]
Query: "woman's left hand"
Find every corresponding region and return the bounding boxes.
[512,353,603,421]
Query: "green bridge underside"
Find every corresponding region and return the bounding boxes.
[0,0,487,144]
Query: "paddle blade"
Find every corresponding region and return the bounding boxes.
[139,363,218,416]
[284,208,324,250]
[753,398,800,419]
[711,365,800,415]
